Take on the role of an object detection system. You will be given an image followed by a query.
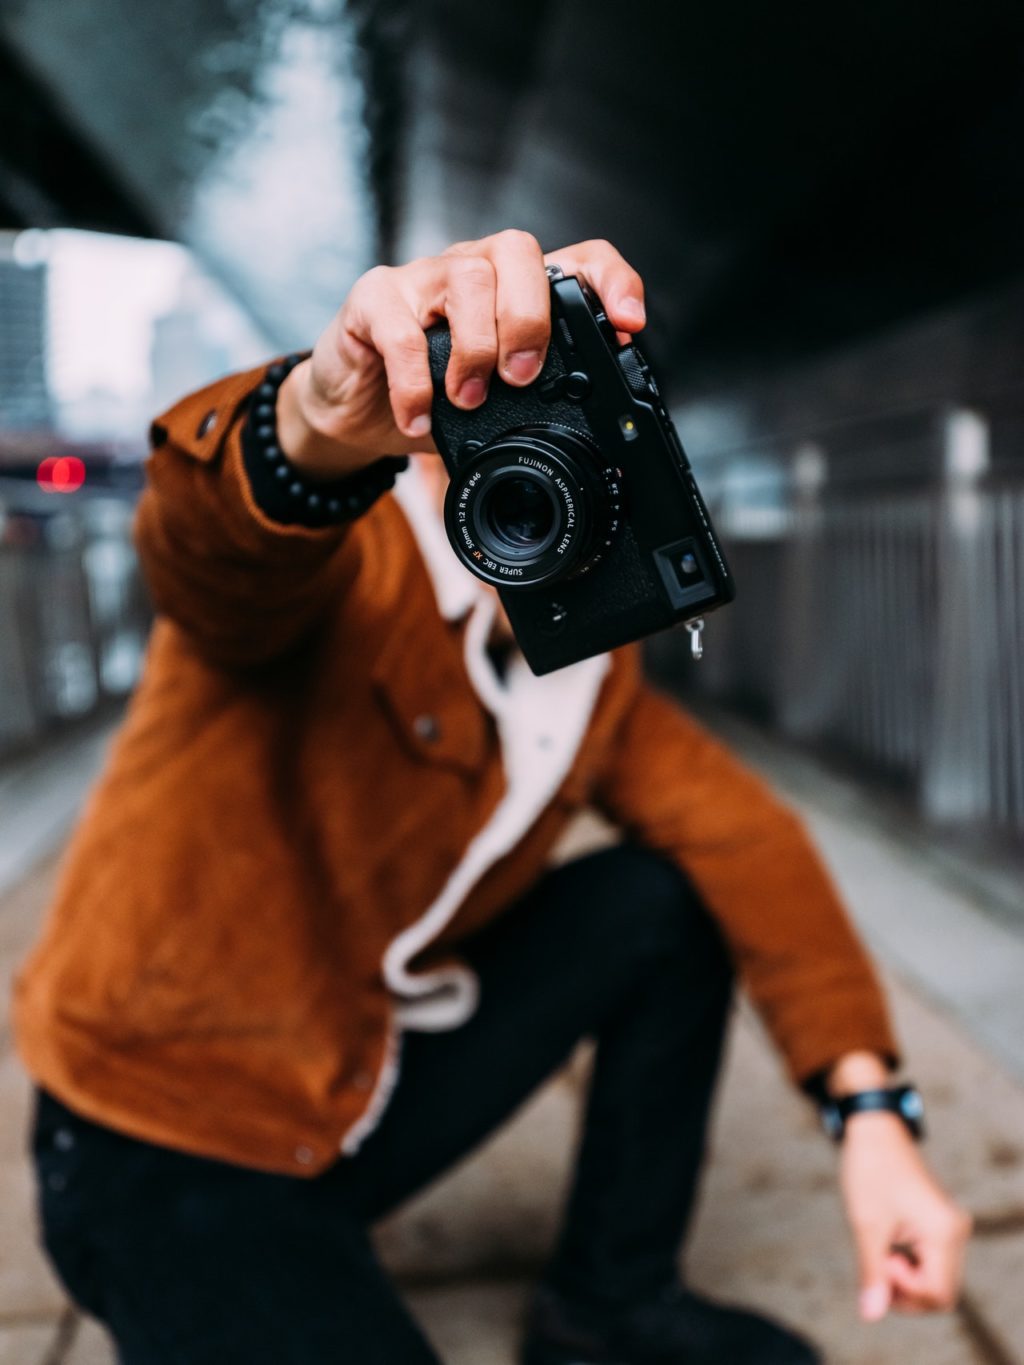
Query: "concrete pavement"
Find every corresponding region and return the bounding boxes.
[1,720,1023,1364]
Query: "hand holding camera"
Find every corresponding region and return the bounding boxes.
[276,229,733,673]
[276,230,648,477]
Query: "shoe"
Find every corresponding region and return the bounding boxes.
[520,1282,822,1364]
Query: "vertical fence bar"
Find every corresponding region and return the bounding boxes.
[922,410,993,823]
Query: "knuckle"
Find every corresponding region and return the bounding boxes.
[933,1208,969,1240]
[450,254,495,287]
[360,263,395,292]
[388,330,427,361]
[503,307,549,339]
[388,358,428,392]
[450,336,498,369]
[923,1286,953,1312]
[388,379,432,407]
[497,227,539,252]
[386,359,429,391]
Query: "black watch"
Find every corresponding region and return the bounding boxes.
[819,1084,925,1143]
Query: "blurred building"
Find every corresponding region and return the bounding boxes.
[0,232,53,434]
[148,269,251,414]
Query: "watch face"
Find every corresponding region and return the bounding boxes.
[900,1089,924,1119]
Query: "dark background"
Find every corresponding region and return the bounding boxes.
[2,0,1022,389]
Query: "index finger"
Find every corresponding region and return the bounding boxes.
[543,239,646,336]
[448,229,551,386]
[886,1238,965,1314]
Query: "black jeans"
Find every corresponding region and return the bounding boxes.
[32,844,733,1364]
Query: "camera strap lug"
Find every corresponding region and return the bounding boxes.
[685,617,705,660]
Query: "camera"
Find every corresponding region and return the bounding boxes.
[425,267,734,675]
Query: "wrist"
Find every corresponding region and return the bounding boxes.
[821,1081,926,1144]
[827,1050,892,1097]
[277,361,378,481]
[242,356,408,530]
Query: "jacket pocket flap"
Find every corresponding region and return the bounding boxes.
[372,622,490,777]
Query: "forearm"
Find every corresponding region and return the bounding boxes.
[137,365,359,668]
[593,680,899,1085]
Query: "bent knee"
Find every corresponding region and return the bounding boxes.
[561,844,732,976]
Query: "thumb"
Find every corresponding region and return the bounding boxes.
[856,1228,893,1322]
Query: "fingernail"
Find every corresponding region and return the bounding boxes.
[407,414,431,437]
[505,350,542,384]
[859,1285,890,1322]
[457,377,487,407]
[618,296,646,325]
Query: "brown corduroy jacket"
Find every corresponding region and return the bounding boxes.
[14,364,897,1176]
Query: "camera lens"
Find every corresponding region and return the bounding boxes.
[480,475,560,555]
[444,425,622,589]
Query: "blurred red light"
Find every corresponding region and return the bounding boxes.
[37,456,86,494]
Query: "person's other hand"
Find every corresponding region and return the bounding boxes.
[840,1111,972,1320]
[275,230,646,480]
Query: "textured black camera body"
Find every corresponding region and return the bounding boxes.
[425,271,734,674]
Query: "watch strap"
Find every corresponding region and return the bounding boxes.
[821,1084,925,1142]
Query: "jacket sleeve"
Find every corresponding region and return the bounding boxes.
[134,364,363,669]
[592,658,899,1087]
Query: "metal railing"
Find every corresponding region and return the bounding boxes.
[0,482,149,757]
[674,402,1024,846]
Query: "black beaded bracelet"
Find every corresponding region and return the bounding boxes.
[241,352,409,529]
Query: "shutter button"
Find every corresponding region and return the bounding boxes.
[413,714,441,743]
[196,409,218,438]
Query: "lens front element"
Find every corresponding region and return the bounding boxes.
[479,473,561,557]
[444,426,621,589]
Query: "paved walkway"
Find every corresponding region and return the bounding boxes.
[1,720,1023,1364]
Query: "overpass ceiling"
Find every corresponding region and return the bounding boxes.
[1,0,1021,391]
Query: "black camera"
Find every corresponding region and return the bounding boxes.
[425,267,734,674]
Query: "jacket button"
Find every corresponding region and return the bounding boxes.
[413,714,441,743]
[54,1127,75,1151]
[295,1145,315,1165]
[196,409,218,438]
[47,1171,67,1193]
